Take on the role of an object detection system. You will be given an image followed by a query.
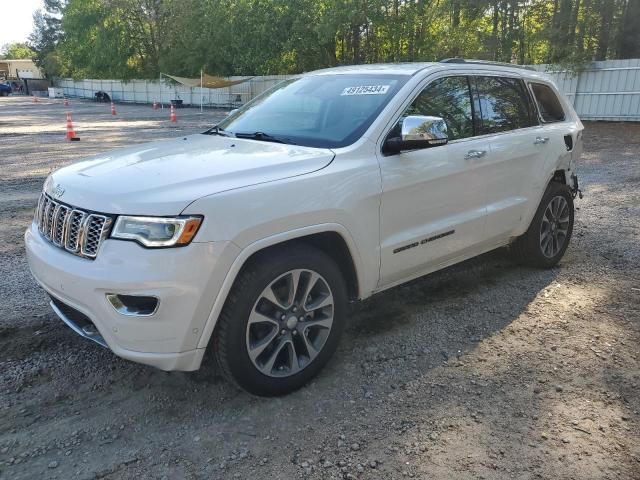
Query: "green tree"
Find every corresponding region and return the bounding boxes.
[614,0,640,58]
[0,42,36,59]
[29,0,65,77]
[33,0,640,79]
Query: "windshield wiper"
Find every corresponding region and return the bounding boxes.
[234,131,296,145]
[203,125,233,137]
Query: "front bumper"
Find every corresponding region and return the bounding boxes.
[49,296,108,348]
[25,222,239,371]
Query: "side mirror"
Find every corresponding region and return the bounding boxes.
[385,115,448,154]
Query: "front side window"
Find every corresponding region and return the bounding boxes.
[216,74,408,148]
[402,76,474,141]
[530,82,566,122]
[473,76,537,134]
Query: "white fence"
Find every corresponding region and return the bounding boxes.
[56,76,292,108]
[57,58,640,120]
[531,58,640,121]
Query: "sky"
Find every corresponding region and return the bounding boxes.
[1,0,43,48]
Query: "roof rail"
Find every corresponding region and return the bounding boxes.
[439,58,535,71]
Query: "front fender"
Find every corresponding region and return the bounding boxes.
[194,223,365,350]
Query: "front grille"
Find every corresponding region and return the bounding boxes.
[34,193,113,259]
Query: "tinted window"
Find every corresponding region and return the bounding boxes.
[403,76,474,140]
[530,83,566,122]
[473,76,537,134]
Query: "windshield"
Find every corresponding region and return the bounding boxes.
[215,74,409,148]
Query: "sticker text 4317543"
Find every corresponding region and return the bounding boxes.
[341,85,390,96]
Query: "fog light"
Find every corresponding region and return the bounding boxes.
[106,294,159,316]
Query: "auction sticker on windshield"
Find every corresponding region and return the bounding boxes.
[341,85,390,96]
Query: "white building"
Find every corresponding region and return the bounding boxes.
[0,59,43,80]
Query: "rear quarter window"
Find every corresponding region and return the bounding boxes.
[530,83,566,123]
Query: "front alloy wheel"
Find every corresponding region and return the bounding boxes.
[247,269,334,377]
[214,244,347,396]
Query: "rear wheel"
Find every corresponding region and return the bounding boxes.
[510,181,574,268]
[214,244,347,396]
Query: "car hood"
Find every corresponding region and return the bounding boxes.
[45,134,335,215]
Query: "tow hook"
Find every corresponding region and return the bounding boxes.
[570,173,583,199]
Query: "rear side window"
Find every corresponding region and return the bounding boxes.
[404,76,474,140]
[472,76,537,134]
[530,83,566,122]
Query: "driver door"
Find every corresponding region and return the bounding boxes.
[377,75,490,286]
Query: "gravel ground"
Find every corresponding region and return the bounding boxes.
[0,96,638,480]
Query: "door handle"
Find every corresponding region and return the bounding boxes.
[534,136,550,144]
[465,149,487,159]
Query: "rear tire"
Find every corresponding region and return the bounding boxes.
[213,244,347,396]
[510,181,574,268]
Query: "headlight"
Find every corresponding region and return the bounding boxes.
[111,215,202,247]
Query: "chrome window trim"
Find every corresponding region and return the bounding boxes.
[377,69,559,155]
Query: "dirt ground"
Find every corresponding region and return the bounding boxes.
[0,96,638,480]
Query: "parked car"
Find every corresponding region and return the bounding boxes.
[25,60,583,396]
[0,82,11,96]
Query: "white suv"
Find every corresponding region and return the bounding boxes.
[25,60,583,395]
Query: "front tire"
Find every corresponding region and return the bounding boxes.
[510,181,574,268]
[213,244,347,396]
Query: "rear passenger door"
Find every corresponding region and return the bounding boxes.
[470,75,543,239]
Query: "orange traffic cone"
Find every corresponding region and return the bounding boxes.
[152,100,158,110]
[64,97,69,107]
[65,112,79,141]
[170,104,177,122]
[111,102,116,115]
